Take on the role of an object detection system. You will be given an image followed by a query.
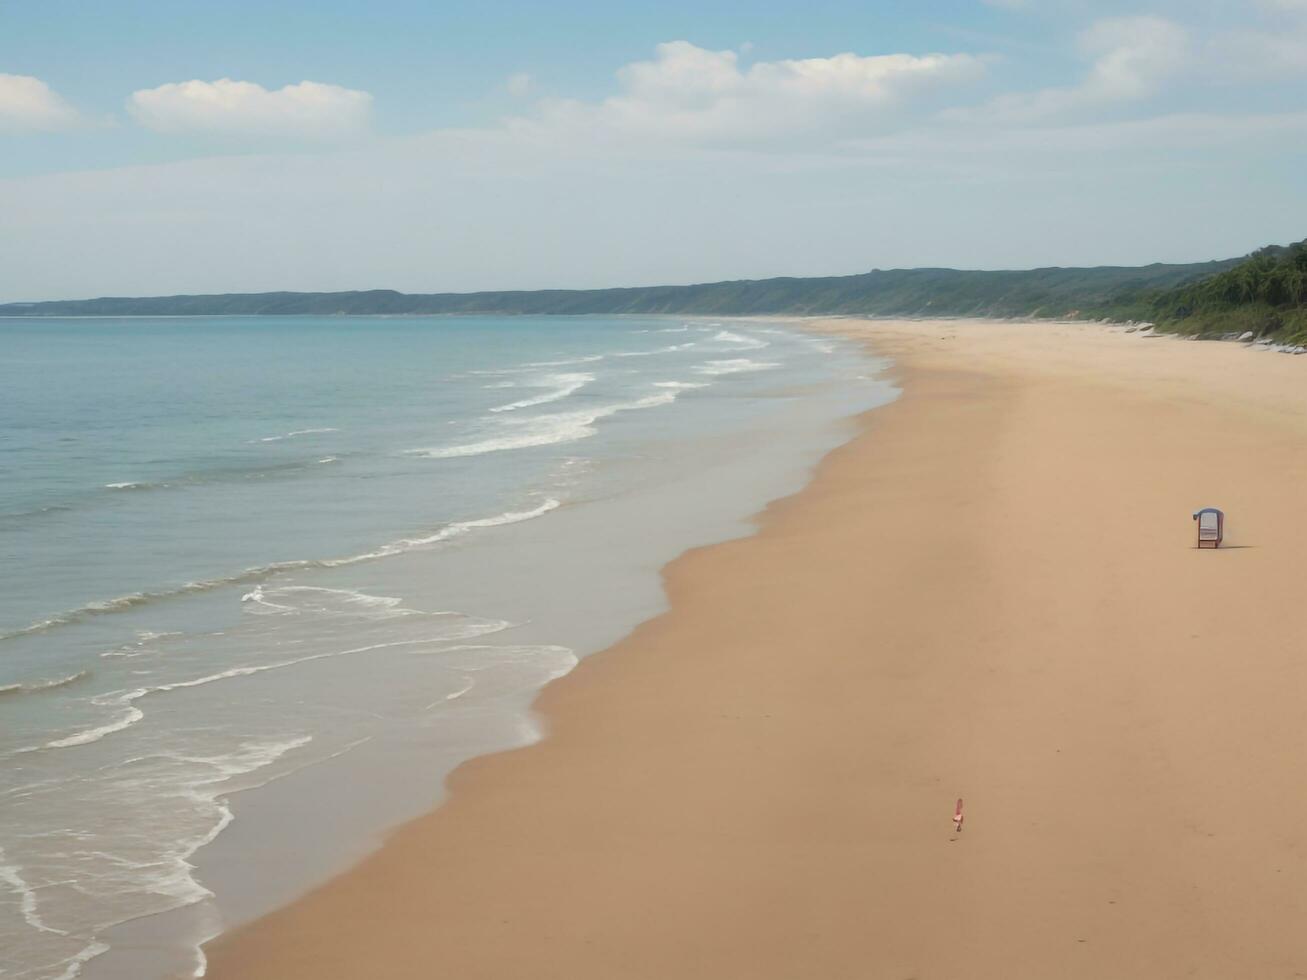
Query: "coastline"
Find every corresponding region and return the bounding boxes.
[205,317,1307,979]
[29,316,885,980]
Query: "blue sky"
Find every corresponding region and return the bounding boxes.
[2,0,1306,300]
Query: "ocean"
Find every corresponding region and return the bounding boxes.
[0,315,894,979]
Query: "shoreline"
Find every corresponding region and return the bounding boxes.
[206,318,1307,979]
[59,317,888,980]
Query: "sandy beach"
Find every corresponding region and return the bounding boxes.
[205,318,1307,980]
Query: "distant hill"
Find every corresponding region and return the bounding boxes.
[0,260,1240,321]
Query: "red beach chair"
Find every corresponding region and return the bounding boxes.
[1192,508,1223,549]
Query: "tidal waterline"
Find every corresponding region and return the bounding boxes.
[0,315,894,979]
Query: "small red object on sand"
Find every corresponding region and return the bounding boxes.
[953,798,964,832]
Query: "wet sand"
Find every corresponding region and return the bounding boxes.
[205,319,1307,979]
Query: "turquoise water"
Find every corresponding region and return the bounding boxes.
[0,316,893,979]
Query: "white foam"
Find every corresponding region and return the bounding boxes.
[241,585,409,616]
[33,670,90,691]
[145,629,507,693]
[238,585,298,613]
[158,662,301,690]
[652,381,710,390]
[521,354,605,368]
[0,669,90,697]
[96,737,312,943]
[50,941,111,980]
[694,358,781,376]
[0,587,211,642]
[711,329,771,351]
[301,586,404,608]
[253,427,339,444]
[1,613,77,640]
[188,736,315,787]
[29,610,508,754]
[83,593,155,614]
[393,497,562,549]
[471,354,605,376]
[137,630,181,642]
[489,372,593,413]
[0,845,67,934]
[439,677,476,704]
[311,498,562,566]
[42,704,145,749]
[610,343,696,357]
[412,391,679,459]
[3,499,563,645]
[101,631,183,660]
[68,734,303,980]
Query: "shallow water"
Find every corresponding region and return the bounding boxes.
[0,315,894,979]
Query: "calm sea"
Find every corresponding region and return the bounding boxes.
[0,315,894,979]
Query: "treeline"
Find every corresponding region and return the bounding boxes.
[4,243,1303,339]
[0,261,1237,321]
[1143,240,1307,342]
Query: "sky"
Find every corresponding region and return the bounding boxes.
[2,0,1306,301]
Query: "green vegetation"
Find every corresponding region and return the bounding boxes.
[1141,240,1307,344]
[0,261,1237,320]
[4,242,1305,344]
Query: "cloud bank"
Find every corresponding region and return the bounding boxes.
[513,41,986,145]
[127,78,373,139]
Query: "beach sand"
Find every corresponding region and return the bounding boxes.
[205,319,1307,979]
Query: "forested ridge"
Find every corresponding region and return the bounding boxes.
[6,242,1305,342]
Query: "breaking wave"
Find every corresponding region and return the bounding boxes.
[410,391,679,459]
[490,372,593,413]
[40,704,145,750]
[22,612,510,755]
[694,358,782,376]
[0,670,90,698]
[711,329,771,351]
[0,500,560,645]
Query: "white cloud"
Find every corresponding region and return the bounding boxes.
[953,16,1189,123]
[511,41,986,145]
[1079,16,1190,99]
[127,78,372,139]
[0,74,81,131]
